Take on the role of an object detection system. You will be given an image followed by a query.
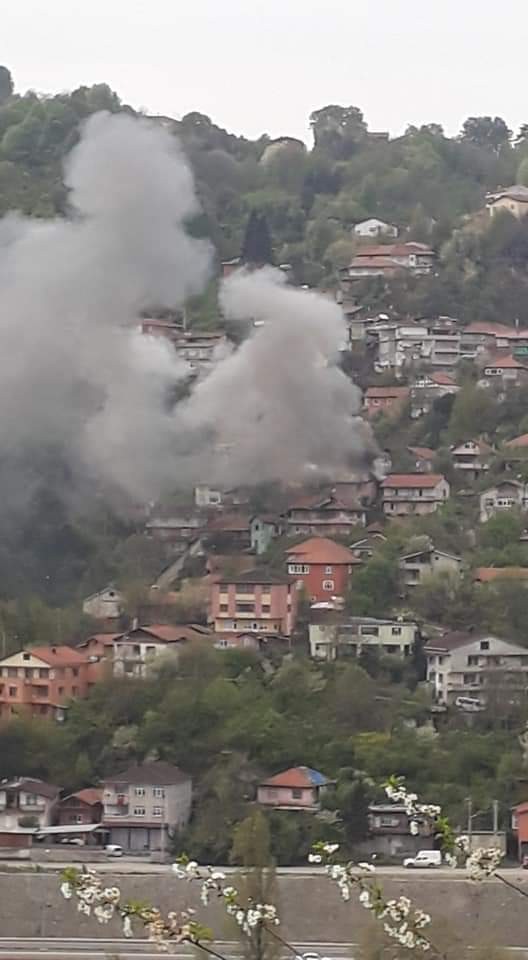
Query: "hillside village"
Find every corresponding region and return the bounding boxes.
[4,72,528,866]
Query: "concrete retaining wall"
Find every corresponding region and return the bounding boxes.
[0,873,527,946]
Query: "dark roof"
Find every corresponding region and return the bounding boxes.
[108,762,190,787]
[1,777,60,799]
[424,630,476,652]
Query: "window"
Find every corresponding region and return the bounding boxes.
[288,563,310,575]
[39,668,49,678]
[7,667,16,678]
[24,668,33,678]
[72,668,79,678]
[71,686,78,696]
[58,687,64,695]
[391,627,402,636]
[22,652,30,661]
[463,673,477,685]
[133,807,146,817]
[291,788,303,800]
[261,604,270,614]
[236,603,255,613]
[219,604,229,613]
[322,579,334,591]
[360,625,378,636]
[324,565,333,575]
[467,656,478,666]
[153,806,164,817]
[153,787,165,799]
[134,787,145,797]
[480,640,490,651]
[8,686,16,697]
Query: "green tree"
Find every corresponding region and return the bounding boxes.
[518,157,528,187]
[310,104,367,157]
[0,66,13,104]
[229,811,280,960]
[460,116,512,153]
[241,210,273,266]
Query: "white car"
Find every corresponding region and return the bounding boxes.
[105,844,124,857]
[403,850,442,868]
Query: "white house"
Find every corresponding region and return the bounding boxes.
[83,586,123,621]
[309,616,417,661]
[353,218,398,239]
[399,542,462,587]
[425,633,528,705]
[0,778,60,830]
[479,480,528,523]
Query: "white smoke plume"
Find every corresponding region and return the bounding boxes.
[0,111,373,511]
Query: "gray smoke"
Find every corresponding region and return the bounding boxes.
[0,111,372,510]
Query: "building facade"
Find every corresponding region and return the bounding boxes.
[0,646,96,720]
[0,778,59,830]
[210,569,297,637]
[382,474,450,517]
[102,762,192,852]
[286,538,360,603]
[425,633,528,705]
[257,767,331,810]
[479,480,528,522]
[309,616,417,661]
[399,544,462,587]
[58,789,103,826]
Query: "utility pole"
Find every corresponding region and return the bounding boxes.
[466,797,473,850]
[492,799,499,837]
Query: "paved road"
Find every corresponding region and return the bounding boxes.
[0,939,353,959]
[4,861,528,882]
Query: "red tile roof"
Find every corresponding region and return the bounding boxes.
[260,766,330,789]
[286,537,358,564]
[349,256,400,270]
[473,567,528,583]
[353,242,433,258]
[382,473,445,489]
[365,386,410,399]
[126,624,209,643]
[505,433,528,448]
[65,788,103,806]
[430,371,457,386]
[484,354,528,370]
[31,645,88,666]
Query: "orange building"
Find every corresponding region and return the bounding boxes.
[364,386,410,417]
[286,537,360,603]
[210,569,297,637]
[0,645,102,721]
[513,801,528,860]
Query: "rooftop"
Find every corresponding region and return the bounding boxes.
[29,645,88,667]
[217,568,292,586]
[63,788,103,806]
[286,537,358,564]
[365,386,410,399]
[382,473,446,489]
[408,446,435,461]
[505,433,528,448]
[473,567,528,583]
[106,761,191,787]
[1,777,60,799]
[260,766,331,789]
[484,354,528,370]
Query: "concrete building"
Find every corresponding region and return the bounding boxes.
[451,440,492,482]
[347,242,435,280]
[102,762,192,852]
[284,491,366,536]
[257,766,332,811]
[0,778,59,831]
[210,569,297,637]
[479,480,528,522]
[353,218,398,239]
[425,632,528,705]
[0,646,98,721]
[82,586,123,623]
[309,615,417,661]
[286,538,360,603]
[399,542,462,587]
[486,185,528,219]
[382,474,450,517]
[113,624,210,678]
[481,354,528,387]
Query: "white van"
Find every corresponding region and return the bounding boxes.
[455,696,483,712]
[105,844,124,857]
[403,850,442,868]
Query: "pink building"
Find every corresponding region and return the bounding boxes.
[257,766,332,810]
[210,569,297,637]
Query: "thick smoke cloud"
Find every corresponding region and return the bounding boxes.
[0,111,372,511]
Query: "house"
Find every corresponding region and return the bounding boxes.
[426,317,461,370]
[408,447,436,473]
[284,491,366,537]
[82,586,123,623]
[0,646,96,721]
[382,474,450,517]
[486,185,528,219]
[424,632,528,705]
[250,515,281,555]
[332,474,379,506]
[58,789,103,826]
[257,766,332,810]
[113,623,209,678]
[172,330,228,378]
[205,514,252,551]
[347,242,435,280]
[473,567,528,585]
[0,778,60,830]
[399,542,462,587]
[286,537,360,603]
[353,218,398,239]
[460,321,526,360]
[145,515,205,543]
[309,613,417,661]
[210,569,297,637]
[194,485,223,508]
[512,801,528,860]
[481,354,528,387]
[479,480,528,522]
[349,525,387,561]
[367,803,433,856]
[102,761,192,852]
[450,440,492,482]
[410,371,459,417]
[364,385,410,418]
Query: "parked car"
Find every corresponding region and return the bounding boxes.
[105,844,124,857]
[403,850,442,868]
[59,837,84,845]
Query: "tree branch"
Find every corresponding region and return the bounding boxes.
[494,871,528,899]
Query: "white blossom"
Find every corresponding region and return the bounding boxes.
[308,853,322,863]
[322,843,339,854]
[357,862,375,872]
[410,820,419,836]
[465,847,503,879]
[60,882,73,900]
[359,889,372,909]
[123,915,133,938]
[444,852,457,869]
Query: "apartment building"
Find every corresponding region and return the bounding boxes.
[210,569,297,637]
[103,761,192,852]
[381,474,450,517]
[425,632,528,705]
[0,646,96,720]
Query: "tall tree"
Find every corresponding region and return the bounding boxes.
[460,116,511,153]
[0,66,13,104]
[241,210,273,266]
[229,811,280,960]
[309,104,367,157]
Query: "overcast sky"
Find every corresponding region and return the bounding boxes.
[4,0,528,143]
